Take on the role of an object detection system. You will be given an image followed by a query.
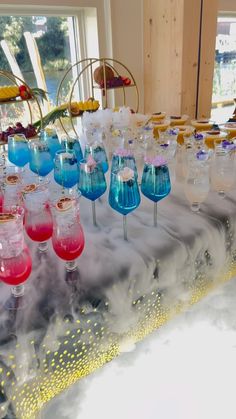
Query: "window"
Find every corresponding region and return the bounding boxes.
[211,15,236,123]
[0,7,100,130]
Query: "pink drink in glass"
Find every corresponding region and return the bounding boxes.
[51,192,85,271]
[52,228,85,261]
[23,184,53,251]
[0,247,32,286]
[25,206,53,242]
[0,211,32,294]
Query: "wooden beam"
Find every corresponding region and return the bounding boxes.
[197,0,219,118]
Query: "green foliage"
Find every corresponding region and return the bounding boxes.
[0,16,68,73]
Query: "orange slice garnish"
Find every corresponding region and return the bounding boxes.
[22,183,37,193]
[56,197,73,211]
[6,174,20,185]
[0,213,16,223]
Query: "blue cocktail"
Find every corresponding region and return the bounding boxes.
[40,128,61,158]
[29,140,54,178]
[84,142,109,173]
[78,157,107,226]
[141,156,171,226]
[8,134,30,167]
[61,136,83,163]
[111,148,137,177]
[54,150,79,188]
[109,167,140,240]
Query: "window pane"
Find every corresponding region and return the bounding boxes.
[211,16,236,123]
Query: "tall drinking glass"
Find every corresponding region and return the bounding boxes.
[78,157,107,226]
[84,136,109,174]
[141,156,171,227]
[0,208,32,300]
[1,166,24,210]
[23,182,53,252]
[109,167,141,240]
[8,134,30,167]
[111,148,137,176]
[51,191,85,272]
[184,160,210,211]
[29,140,54,179]
[210,145,235,198]
[54,150,79,189]
[40,127,61,158]
[61,136,83,163]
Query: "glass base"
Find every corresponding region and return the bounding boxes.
[38,241,48,252]
[218,190,226,199]
[191,203,200,212]
[66,260,77,272]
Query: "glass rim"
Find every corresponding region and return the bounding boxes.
[8,133,27,141]
[54,149,76,157]
[49,188,82,206]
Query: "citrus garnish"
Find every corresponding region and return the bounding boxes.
[6,174,20,185]
[22,183,37,193]
[0,213,16,223]
[14,135,25,142]
[56,197,73,211]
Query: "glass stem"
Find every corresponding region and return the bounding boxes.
[92,200,97,226]
[154,202,157,227]
[123,215,128,241]
[11,284,24,297]
[66,260,77,272]
[38,241,48,252]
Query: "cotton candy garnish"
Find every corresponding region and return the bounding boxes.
[144,155,167,167]
[118,167,134,182]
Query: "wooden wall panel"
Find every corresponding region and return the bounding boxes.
[197,0,219,118]
[144,0,184,115]
[144,0,219,119]
[181,0,201,117]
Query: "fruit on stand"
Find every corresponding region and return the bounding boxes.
[0,85,47,102]
[93,65,114,85]
[0,123,37,142]
[33,98,100,129]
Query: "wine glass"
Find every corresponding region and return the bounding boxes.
[29,139,54,180]
[54,150,79,189]
[8,133,30,167]
[141,156,171,226]
[61,136,83,163]
[210,145,235,198]
[157,128,178,161]
[50,190,85,272]
[184,160,210,211]
[78,157,107,226]
[0,207,32,301]
[109,166,141,240]
[111,148,138,176]
[84,129,109,174]
[23,181,53,252]
[40,127,61,158]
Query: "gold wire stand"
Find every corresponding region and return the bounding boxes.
[56,58,139,137]
[0,70,43,135]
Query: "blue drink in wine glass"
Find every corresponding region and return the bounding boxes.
[61,136,83,163]
[78,157,107,225]
[40,128,61,158]
[29,140,54,177]
[54,150,79,188]
[111,148,137,177]
[109,167,140,240]
[8,134,30,167]
[141,156,171,226]
[84,143,109,173]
